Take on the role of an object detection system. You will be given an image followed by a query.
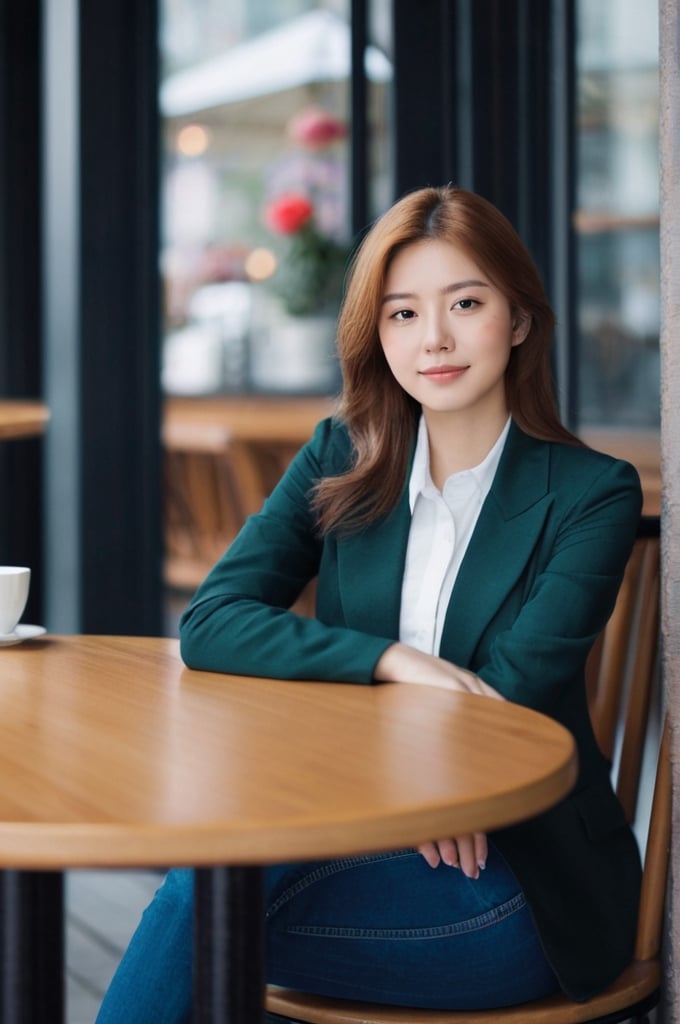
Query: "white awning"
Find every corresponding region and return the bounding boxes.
[160,9,391,118]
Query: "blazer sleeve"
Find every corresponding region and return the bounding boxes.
[474,456,643,711]
[179,419,394,683]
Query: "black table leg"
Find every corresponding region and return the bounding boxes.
[0,870,65,1024]
[193,866,265,1024]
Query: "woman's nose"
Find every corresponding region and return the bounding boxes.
[423,312,453,352]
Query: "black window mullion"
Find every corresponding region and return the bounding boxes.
[351,0,370,236]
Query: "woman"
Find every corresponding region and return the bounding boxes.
[97,187,642,1022]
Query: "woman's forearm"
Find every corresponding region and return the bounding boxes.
[374,642,503,699]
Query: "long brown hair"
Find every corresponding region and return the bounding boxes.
[313,186,581,534]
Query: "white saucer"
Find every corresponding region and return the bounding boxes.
[0,624,47,647]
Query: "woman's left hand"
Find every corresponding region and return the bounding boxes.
[418,833,487,879]
[373,643,503,698]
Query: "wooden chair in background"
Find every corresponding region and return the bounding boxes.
[267,516,669,1024]
[162,420,317,616]
[163,421,266,593]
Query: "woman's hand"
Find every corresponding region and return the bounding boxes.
[374,646,498,878]
[418,833,488,879]
[374,643,504,699]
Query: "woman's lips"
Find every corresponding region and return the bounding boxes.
[420,365,468,381]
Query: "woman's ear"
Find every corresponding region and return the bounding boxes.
[511,310,531,347]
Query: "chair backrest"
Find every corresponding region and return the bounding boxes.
[586,515,661,822]
[162,421,267,591]
[634,713,670,962]
[586,514,667,963]
[162,420,318,615]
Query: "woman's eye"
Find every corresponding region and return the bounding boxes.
[391,309,416,321]
[454,298,479,311]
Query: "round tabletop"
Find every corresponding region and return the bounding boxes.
[0,400,50,440]
[0,634,577,868]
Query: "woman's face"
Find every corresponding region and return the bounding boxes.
[378,238,528,425]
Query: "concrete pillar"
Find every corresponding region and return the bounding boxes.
[659,0,679,1017]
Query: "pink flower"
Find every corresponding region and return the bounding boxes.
[264,193,314,235]
[287,107,347,149]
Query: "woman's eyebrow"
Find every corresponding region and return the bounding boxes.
[381,291,416,304]
[382,279,490,304]
[441,279,490,294]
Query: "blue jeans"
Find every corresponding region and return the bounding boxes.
[95,843,558,1023]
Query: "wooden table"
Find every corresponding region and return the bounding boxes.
[164,395,335,448]
[0,634,577,1023]
[0,399,50,439]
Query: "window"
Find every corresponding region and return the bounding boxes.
[159,0,391,397]
[575,0,659,429]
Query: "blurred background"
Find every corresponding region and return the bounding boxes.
[0,0,660,635]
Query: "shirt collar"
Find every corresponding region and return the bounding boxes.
[408,415,512,513]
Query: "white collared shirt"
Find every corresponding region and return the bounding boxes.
[399,416,511,655]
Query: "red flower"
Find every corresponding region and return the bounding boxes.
[287,106,347,149]
[264,193,314,235]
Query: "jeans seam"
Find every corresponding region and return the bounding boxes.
[266,850,415,919]
[283,892,527,939]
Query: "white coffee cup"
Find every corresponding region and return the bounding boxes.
[0,566,30,635]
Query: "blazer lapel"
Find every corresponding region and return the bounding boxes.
[334,424,554,657]
[439,424,553,666]
[336,484,412,640]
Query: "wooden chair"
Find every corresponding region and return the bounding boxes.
[266,517,668,1024]
[162,419,317,616]
[163,420,267,593]
[586,515,661,821]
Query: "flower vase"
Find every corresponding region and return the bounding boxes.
[250,311,340,394]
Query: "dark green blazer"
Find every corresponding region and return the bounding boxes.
[181,418,643,1001]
